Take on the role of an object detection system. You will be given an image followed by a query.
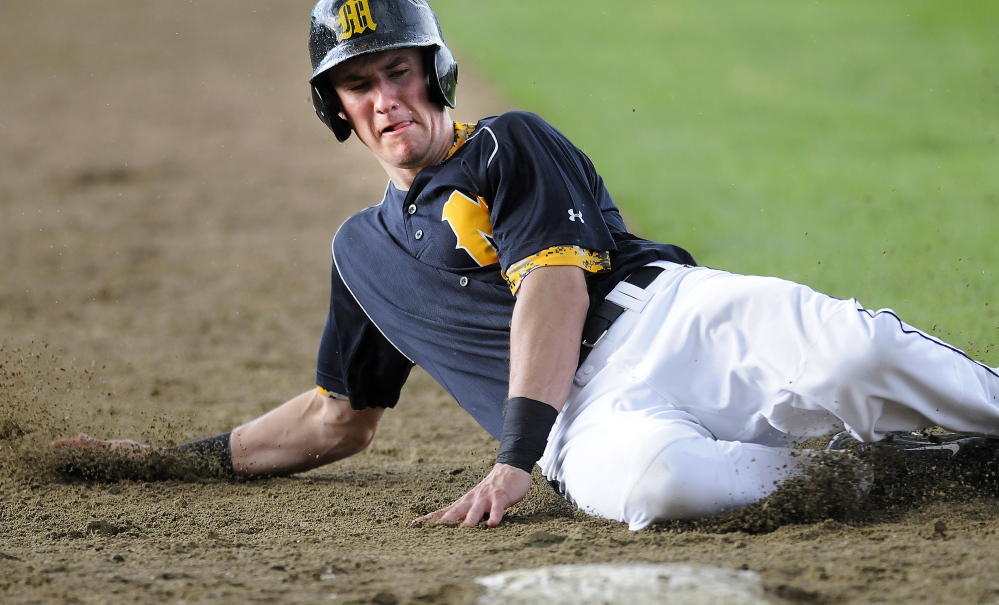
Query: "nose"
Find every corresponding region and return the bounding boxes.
[372,78,401,114]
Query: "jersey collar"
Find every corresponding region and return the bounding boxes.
[442,121,476,162]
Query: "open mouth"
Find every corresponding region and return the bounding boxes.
[382,121,413,134]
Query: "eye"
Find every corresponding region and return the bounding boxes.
[390,68,410,79]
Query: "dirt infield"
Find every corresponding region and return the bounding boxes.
[4,3,999,604]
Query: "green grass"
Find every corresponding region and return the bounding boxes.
[433,0,999,361]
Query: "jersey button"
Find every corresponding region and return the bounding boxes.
[459,276,469,287]
[407,204,418,215]
[414,230,424,240]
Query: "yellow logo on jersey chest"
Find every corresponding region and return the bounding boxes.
[442,191,498,267]
[336,0,377,40]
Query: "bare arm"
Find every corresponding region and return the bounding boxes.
[230,388,384,476]
[507,265,589,411]
[415,265,590,527]
[54,388,384,478]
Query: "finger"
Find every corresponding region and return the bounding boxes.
[51,434,97,447]
[411,500,465,526]
[410,515,443,526]
[411,508,448,525]
[438,500,474,524]
[411,511,437,523]
[485,499,507,528]
[461,498,489,527]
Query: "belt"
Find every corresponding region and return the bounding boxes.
[578,265,665,365]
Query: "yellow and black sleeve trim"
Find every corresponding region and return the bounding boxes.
[503,246,611,294]
[317,386,349,401]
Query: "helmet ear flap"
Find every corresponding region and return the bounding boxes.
[434,45,458,108]
[311,83,352,142]
[426,45,457,108]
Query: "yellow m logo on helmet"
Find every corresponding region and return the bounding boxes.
[336,0,378,40]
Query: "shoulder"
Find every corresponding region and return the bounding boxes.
[474,111,559,139]
[335,184,394,238]
[486,110,548,127]
[460,112,575,169]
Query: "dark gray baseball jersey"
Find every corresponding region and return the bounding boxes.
[317,111,695,438]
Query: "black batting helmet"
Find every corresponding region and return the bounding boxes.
[308,0,458,142]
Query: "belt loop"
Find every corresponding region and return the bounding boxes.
[578,265,666,365]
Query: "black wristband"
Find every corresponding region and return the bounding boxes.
[495,397,559,473]
[177,431,235,478]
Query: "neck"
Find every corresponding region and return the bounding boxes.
[384,165,424,191]
[382,119,455,191]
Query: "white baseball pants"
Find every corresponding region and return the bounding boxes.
[539,261,999,530]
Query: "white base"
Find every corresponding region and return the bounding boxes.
[476,563,770,605]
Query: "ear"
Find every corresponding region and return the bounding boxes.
[338,111,349,122]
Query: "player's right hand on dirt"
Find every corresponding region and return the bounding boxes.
[51,433,152,454]
[411,463,532,528]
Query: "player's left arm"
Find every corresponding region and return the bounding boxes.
[507,264,588,407]
[413,264,588,527]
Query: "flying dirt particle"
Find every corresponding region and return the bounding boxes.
[87,520,121,536]
[933,519,947,538]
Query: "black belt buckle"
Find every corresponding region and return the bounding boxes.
[580,303,624,351]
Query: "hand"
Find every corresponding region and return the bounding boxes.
[412,463,532,528]
[51,433,154,455]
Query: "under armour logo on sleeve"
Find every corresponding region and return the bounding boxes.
[568,209,584,223]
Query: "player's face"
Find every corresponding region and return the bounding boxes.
[331,49,452,186]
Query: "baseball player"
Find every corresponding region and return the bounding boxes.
[58,0,999,531]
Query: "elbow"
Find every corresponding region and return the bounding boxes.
[317,404,383,461]
[337,420,378,457]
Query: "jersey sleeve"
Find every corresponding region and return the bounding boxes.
[316,261,414,410]
[503,245,611,293]
[477,112,618,290]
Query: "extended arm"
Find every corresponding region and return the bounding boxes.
[230,388,384,476]
[54,388,384,478]
[415,264,589,527]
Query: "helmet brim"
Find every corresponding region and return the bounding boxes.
[310,36,441,84]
